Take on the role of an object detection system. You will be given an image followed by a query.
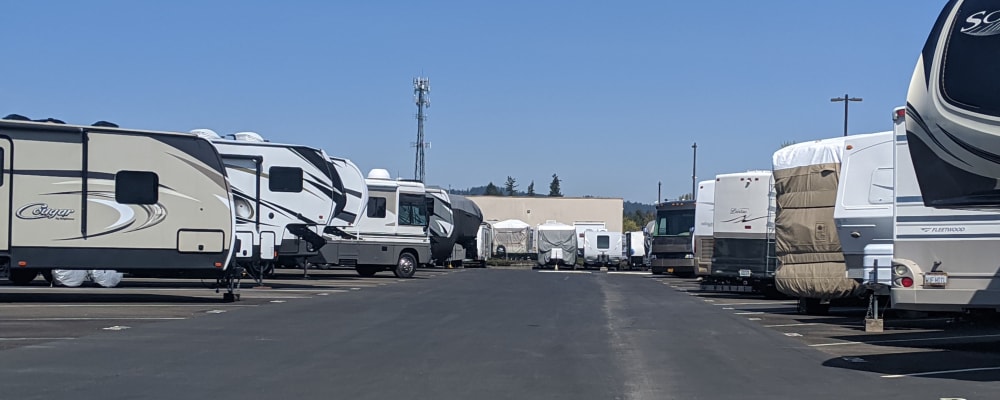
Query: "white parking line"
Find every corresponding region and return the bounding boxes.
[0,317,186,321]
[810,333,1000,347]
[0,337,74,341]
[0,304,260,308]
[734,312,764,315]
[882,366,1000,378]
[606,271,651,275]
[747,318,762,321]
[537,270,593,274]
[764,323,822,328]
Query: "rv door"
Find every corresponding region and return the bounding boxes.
[0,138,9,251]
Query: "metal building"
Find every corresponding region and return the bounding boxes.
[466,196,623,232]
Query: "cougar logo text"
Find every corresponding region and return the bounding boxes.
[16,203,75,220]
[961,10,1000,36]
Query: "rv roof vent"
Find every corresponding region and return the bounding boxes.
[233,131,265,142]
[190,129,221,139]
[3,114,30,121]
[367,169,392,180]
[92,121,119,128]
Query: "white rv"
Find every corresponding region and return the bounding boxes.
[583,230,624,268]
[702,171,777,294]
[0,118,238,299]
[693,180,715,277]
[474,222,494,266]
[624,231,646,268]
[492,219,534,259]
[311,169,431,278]
[327,156,368,228]
[834,131,894,293]
[536,221,578,268]
[573,221,606,257]
[890,0,1000,313]
[194,130,336,280]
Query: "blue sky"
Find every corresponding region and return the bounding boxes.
[0,1,943,202]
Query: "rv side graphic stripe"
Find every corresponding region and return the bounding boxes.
[14,170,115,180]
[907,105,971,167]
[938,123,1000,165]
[897,215,1000,222]
[897,233,1000,239]
[896,196,923,203]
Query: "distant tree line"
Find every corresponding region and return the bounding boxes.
[450,174,562,197]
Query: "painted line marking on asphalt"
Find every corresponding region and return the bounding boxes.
[0,304,260,308]
[811,334,1000,347]
[206,310,226,314]
[102,326,130,331]
[748,318,762,321]
[350,288,362,291]
[703,299,716,302]
[0,317,186,321]
[714,301,798,306]
[722,307,734,310]
[881,366,1000,378]
[316,293,330,296]
[269,300,286,303]
[606,271,652,275]
[784,333,802,337]
[764,323,822,328]
[0,337,75,341]
[537,270,593,274]
[735,312,764,315]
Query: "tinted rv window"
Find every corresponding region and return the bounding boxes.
[868,168,893,204]
[367,197,387,218]
[597,235,610,249]
[269,167,303,192]
[115,171,158,205]
[398,193,428,226]
[655,210,695,236]
[941,1,1000,116]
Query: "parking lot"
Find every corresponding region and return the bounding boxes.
[0,267,461,351]
[640,273,1000,382]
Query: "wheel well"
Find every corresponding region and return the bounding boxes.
[400,248,419,261]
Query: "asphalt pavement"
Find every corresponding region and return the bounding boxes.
[0,269,998,399]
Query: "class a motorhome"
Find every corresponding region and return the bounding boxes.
[582,230,623,268]
[312,168,431,278]
[693,180,715,277]
[192,129,335,278]
[892,108,1000,312]
[702,171,777,294]
[425,187,456,266]
[0,118,237,297]
[891,0,1000,312]
[536,220,578,268]
[771,136,859,314]
[649,200,696,276]
[834,131,894,293]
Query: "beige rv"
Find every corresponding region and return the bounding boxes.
[0,118,238,298]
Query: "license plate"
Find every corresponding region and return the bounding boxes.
[925,272,948,287]
[667,268,674,274]
[739,269,751,277]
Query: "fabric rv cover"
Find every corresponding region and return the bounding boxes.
[537,224,578,266]
[772,137,860,299]
[450,195,484,247]
[492,219,532,254]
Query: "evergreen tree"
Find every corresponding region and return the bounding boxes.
[485,182,502,196]
[527,181,535,196]
[504,176,518,196]
[548,174,562,197]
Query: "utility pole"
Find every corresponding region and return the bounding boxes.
[830,94,862,136]
[657,181,662,205]
[412,77,431,182]
[691,142,697,199]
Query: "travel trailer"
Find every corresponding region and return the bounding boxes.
[536,221,577,268]
[772,136,864,314]
[425,187,456,266]
[702,171,777,294]
[492,219,534,259]
[193,130,336,280]
[0,118,239,299]
[649,200,696,276]
[693,180,715,277]
[582,230,624,268]
[473,222,494,266]
[573,221,606,257]
[311,169,430,278]
[891,0,1000,313]
[446,194,487,267]
[834,131,894,293]
[624,231,646,268]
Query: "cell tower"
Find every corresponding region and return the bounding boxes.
[411,77,431,182]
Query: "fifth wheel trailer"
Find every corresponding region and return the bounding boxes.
[891,0,1000,313]
[0,118,239,298]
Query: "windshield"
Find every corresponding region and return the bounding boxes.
[942,0,1000,117]
[655,209,695,236]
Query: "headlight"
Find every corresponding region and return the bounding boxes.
[684,254,694,259]
[894,264,908,276]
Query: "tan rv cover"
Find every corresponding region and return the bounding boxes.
[772,138,860,299]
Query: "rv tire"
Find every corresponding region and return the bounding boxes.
[9,269,38,286]
[356,266,379,277]
[798,298,830,315]
[393,252,417,279]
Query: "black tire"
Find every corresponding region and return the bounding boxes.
[797,298,831,315]
[651,270,664,276]
[9,269,39,286]
[394,252,417,279]
[356,265,379,277]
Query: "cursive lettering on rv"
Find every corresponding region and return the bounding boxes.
[16,203,75,220]
[729,208,749,215]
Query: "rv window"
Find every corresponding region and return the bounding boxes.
[115,171,158,205]
[597,235,610,249]
[367,197,387,218]
[398,193,428,226]
[868,168,893,204]
[268,167,303,193]
[655,209,695,236]
[941,1,1000,117]
[0,148,4,186]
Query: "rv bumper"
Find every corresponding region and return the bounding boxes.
[650,258,695,275]
[891,288,1000,312]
